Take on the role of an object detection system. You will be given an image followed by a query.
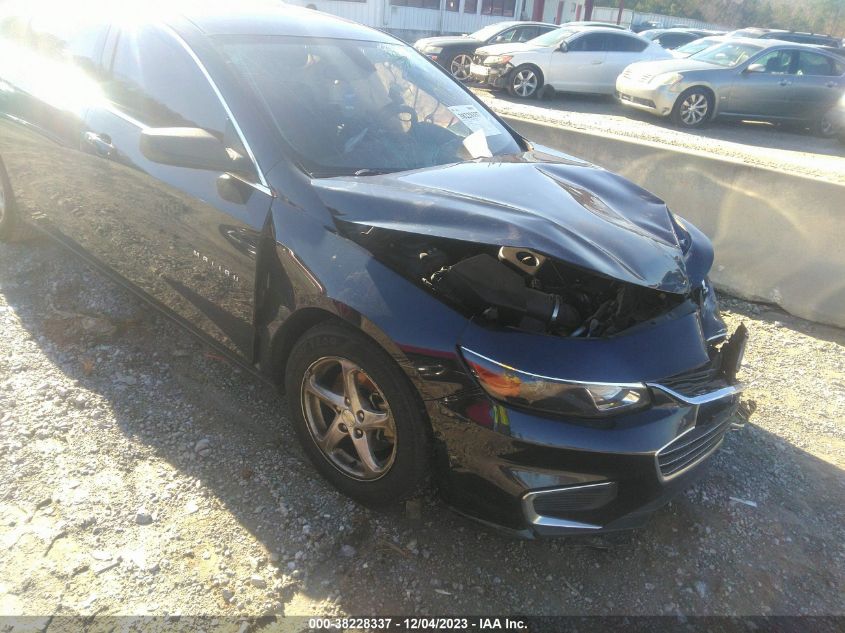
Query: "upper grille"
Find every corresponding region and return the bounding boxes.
[657,418,730,479]
[660,358,729,399]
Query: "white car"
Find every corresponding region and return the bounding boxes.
[470,26,672,98]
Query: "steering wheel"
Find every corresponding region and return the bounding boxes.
[379,102,418,128]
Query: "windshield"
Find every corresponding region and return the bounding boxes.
[675,37,721,56]
[529,27,578,47]
[216,36,521,177]
[470,23,512,41]
[691,42,764,67]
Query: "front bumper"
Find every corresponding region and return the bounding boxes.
[469,62,511,89]
[425,326,748,537]
[615,76,682,118]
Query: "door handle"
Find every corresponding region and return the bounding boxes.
[778,80,791,86]
[84,131,114,157]
[826,81,837,88]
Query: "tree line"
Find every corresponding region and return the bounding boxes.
[625,0,844,36]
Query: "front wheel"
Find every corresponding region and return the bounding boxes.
[507,65,543,99]
[671,88,713,128]
[285,322,430,506]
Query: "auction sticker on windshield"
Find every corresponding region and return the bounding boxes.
[448,105,500,135]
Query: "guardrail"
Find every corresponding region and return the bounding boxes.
[502,115,845,328]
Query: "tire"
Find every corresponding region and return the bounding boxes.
[0,161,36,242]
[671,87,713,129]
[507,64,543,99]
[816,111,836,138]
[284,321,430,506]
[447,52,473,81]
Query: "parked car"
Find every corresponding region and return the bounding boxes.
[616,39,845,130]
[471,26,671,98]
[671,35,728,59]
[0,1,748,537]
[414,21,558,81]
[728,27,842,48]
[639,28,714,50]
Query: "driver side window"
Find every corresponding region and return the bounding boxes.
[752,50,796,75]
[568,33,606,52]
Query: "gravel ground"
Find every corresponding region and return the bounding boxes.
[472,89,845,185]
[1,237,844,620]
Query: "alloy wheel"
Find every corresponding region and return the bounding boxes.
[300,356,397,480]
[512,69,538,98]
[680,93,709,126]
[450,54,472,81]
[819,114,834,138]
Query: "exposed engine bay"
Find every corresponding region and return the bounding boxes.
[345,227,686,338]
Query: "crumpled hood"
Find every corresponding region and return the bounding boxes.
[313,151,693,294]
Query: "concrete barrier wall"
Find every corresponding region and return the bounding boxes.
[502,116,845,328]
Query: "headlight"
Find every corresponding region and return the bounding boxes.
[652,72,684,90]
[484,55,513,66]
[461,348,650,418]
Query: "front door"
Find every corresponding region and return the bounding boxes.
[725,49,799,119]
[549,32,607,92]
[79,25,273,360]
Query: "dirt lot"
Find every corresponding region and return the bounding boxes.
[472,88,845,184]
[1,236,844,621]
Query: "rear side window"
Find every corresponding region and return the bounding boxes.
[108,26,227,134]
[606,33,649,52]
[29,12,108,68]
[796,51,841,76]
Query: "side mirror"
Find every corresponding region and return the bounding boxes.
[558,42,568,53]
[140,127,235,172]
[745,63,766,74]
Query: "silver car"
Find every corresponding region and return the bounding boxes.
[616,39,845,130]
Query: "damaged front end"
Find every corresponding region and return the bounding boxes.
[312,152,749,535]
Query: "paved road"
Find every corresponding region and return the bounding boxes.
[473,88,845,184]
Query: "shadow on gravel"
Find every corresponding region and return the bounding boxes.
[1,238,843,616]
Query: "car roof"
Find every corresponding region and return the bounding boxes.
[16,0,398,42]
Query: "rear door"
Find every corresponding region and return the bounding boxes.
[792,50,845,121]
[600,33,650,92]
[724,48,799,119]
[79,24,273,360]
[0,8,109,237]
[549,32,607,92]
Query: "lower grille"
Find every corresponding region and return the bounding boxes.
[530,482,618,518]
[657,418,730,479]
